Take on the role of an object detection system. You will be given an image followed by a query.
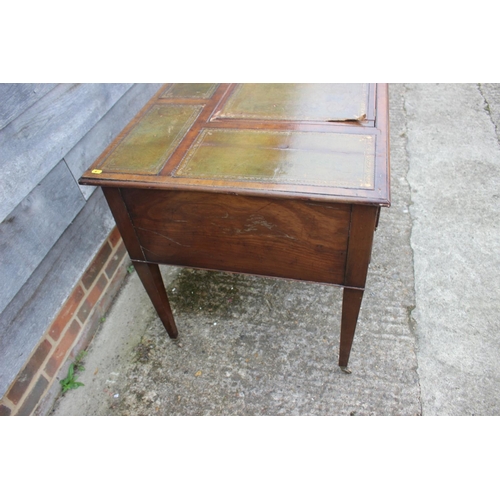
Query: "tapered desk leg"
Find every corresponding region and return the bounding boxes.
[133,261,178,339]
[102,187,179,339]
[339,287,364,368]
[339,204,378,369]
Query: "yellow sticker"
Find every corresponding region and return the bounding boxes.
[92,169,102,174]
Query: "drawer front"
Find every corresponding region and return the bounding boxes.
[122,189,350,285]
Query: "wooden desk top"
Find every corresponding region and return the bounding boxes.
[80,83,390,206]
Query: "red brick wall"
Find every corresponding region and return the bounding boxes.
[0,227,130,416]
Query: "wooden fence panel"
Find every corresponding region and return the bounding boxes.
[0,161,85,313]
[0,83,57,130]
[0,83,132,222]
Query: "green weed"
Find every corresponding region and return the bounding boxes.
[60,351,86,394]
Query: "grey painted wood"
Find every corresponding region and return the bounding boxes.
[0,160,85,313]
[0,83,57,131]
[0,83,163,398]
[0,188,116,398]
[0,83,132,223]
[65,83,162,199]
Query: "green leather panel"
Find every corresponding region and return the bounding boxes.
[218,84,368,122]
[174,128,375,189]
[98,104,203,175]
[162,83,218,99]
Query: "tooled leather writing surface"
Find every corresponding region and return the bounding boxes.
[96,103,203,175]
[80,84,389,205]
[174,128,375,189]
[215,83,369,122]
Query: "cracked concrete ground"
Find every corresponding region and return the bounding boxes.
[50,84,500,416]
[406,83,500,415]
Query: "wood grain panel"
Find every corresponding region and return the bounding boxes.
[0,83,57,130]
[344,204,379,288]
[0,160,85,313]
[122,189,350,284]
[0,83,132,223]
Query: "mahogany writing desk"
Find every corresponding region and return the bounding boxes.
[79,84,390,369]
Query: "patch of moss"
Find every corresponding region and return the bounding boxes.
[169,269,247,318]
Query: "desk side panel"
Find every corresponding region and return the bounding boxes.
[121,189,350,285]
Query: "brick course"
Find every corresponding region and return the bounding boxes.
[77,274,109,323]
[7,339,52,405]
[82,242,112,290]
[0,227,130,416]
[105,241,127,279]
[49,285,85,341]
[108,226,121,248]
[44,320,82,378]
[17,376,49,416]
[0,405,12,416]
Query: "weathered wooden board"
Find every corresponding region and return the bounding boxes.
[0,188,115,398]
[0,160,85,313]
[65,83,163,200]
[0,83,132,223]
[0,83,57,131]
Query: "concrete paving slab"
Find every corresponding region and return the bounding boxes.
[406,83,500,415]
[51,247,420,416]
